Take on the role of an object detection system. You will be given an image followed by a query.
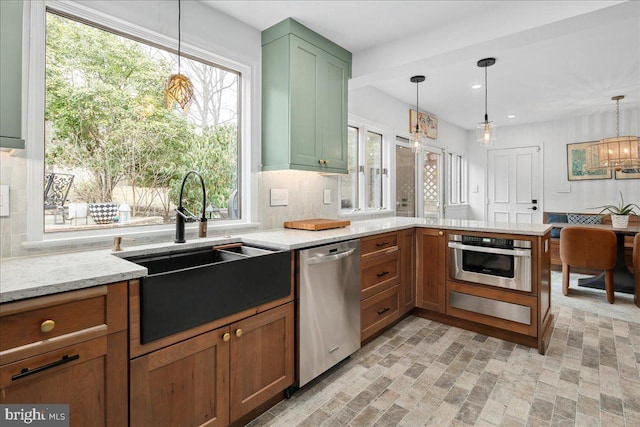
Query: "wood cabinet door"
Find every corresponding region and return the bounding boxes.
[399,228,416,314]
[0,337,109,427]
[130,329,230,427]
[416,228,446,312]
[229,302,294,422]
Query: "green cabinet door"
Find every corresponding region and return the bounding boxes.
[0,0,25,149]
[321,53,349,172]
[290,36,322,169]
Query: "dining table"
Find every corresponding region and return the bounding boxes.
[551,222,639,294]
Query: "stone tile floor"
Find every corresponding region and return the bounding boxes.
[247,305,640,426]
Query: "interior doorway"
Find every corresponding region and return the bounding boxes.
[486,146,543,223]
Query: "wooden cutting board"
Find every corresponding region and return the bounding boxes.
[283,218,351,231]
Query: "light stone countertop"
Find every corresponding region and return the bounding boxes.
[0,217,551,303]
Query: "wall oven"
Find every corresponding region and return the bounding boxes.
[448,234,532,292]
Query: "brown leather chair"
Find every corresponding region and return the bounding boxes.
[560,227,617,303]
[634,233,640,308]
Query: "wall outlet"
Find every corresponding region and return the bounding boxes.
[0,185,9,217]
[270,188,288,206]
[323,189,331,204]
[556,185,571,193]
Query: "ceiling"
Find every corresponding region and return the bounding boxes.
[201,1,640,131]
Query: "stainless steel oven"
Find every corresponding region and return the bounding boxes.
[448,234,532,292]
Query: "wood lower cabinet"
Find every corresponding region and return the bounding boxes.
[416,228,446,312]
[130,329,230,427]
[130,302,295,427]
[0,283,128,427]
[399,228,416,315]
[360,232,402,341]
[229,302,294,421]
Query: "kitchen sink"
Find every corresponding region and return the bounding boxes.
[125,245,291,344]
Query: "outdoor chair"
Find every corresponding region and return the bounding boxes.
[44,172,74,224]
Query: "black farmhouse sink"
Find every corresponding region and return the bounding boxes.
[125,245,291,344]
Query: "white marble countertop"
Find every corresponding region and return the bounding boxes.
[0,217,551,303]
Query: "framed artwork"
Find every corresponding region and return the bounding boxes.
[615,168,640,179]
[566,141,612,181]
[409,109,438,140]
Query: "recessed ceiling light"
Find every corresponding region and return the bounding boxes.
[507,114,516,119]
[471,84,482,89]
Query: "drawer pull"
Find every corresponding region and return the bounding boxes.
[222,333,231,342]
[235,328,243,337]
[376,271,389,278]
[40,319,56,333]
[12,354,79,381]
[375,242,389,247]
[377,307,390,315]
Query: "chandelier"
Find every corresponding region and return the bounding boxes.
[586,96,640,172]
[164,0,194,112]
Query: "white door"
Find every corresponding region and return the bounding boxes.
[487,146,542,224]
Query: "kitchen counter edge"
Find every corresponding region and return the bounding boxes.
[0,218,551,303]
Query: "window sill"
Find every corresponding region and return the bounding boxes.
[338,209,394,220]
[23,221,261,253]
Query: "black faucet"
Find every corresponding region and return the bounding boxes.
[175,171,207,243]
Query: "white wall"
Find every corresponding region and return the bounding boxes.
[350,86,470,219]
[467,107,640,220]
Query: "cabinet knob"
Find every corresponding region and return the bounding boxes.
[235,328,243,337]
[318,159,323,165]
[325,160,329,165]
[438,231,444,236]
[40,319,56,333]
[222,332,231,342]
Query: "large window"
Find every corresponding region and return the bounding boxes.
[340,122,388,213]
[43,10,241,233]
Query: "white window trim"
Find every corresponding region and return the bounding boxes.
[24,0,256,247]
[446,151,469,207]
[341,115,392,215]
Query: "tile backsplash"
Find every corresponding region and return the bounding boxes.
[257,170,340,229]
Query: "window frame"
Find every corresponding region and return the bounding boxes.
[447,151,468,206]
[25,0,256,245]
[340,115,392,215]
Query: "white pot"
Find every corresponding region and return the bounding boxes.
[611,214,629,228]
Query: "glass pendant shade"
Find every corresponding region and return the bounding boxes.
[476,115,496,146]
[476,58,496,147]
[410,75,426,153]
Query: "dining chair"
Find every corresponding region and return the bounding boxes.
[560,227,617,303]
[634,233,639,308]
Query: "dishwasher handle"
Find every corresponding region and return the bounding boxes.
[305,248,356,264]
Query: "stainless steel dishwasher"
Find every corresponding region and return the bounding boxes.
[299,239,361,387]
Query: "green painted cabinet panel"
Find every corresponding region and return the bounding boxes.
[0,0,25,149]
[262,19,350,173]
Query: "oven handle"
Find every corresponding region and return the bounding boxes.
[447,242,531,257]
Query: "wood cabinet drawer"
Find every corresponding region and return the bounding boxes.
[361,285,400,342]
[360,232,398,257]
[0,287,109,355]
[360,251,400,300]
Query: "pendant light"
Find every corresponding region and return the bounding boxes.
[586,95,640,171]
[476,58,496,147]
[164,0,194,112]
[410,75,426,153]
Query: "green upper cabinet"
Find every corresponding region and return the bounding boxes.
[262,18,351,173]
[0,0,25,149]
